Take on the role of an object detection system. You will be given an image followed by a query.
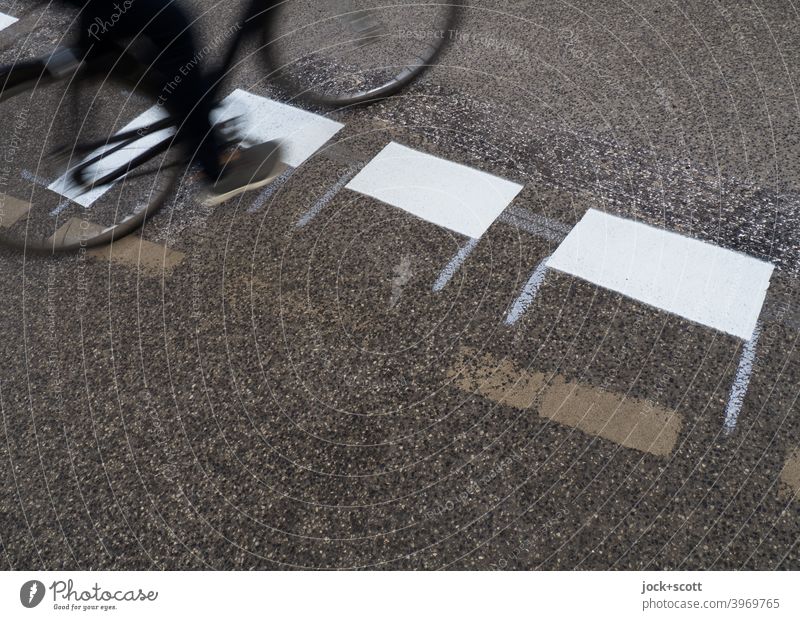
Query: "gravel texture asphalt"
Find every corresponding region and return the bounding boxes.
[0,0,799,569]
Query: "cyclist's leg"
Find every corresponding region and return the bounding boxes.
[59,0,283,206]
[62,0,222,179]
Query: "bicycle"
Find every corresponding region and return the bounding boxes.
[0,0,463,253]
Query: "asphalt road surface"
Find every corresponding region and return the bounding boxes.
[0,0,799,570]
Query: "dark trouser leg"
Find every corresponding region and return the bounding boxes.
[65,0,222,179]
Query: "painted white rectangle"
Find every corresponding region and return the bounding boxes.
[214,89,343,168]
[0,12,18,30]
[49,89,342,207]
[345,142,523,239]
[49,106,174,207]
[547,208,774,340]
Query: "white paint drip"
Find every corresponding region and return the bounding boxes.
[246,166,295,213]
[295,164,362,228]
[432,237,479,292]
[723,323,762,434]
[389,255,413,309]
[498,206,570,243]
[20,170,71,214]
[49,199,72,216]
[505,257,550,325]
[21,169,50,188]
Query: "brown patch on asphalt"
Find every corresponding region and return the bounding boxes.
[541,378,682,457]
[449,347,548,409]
[48,218,184,274]
[0,194,31,228]
[451,346,682,457]
[778,448,800,500]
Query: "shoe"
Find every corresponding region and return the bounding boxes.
[201,140,284,207]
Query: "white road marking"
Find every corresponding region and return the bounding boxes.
[295,164,362,228]
[246,165,295,213]
[505,258,550,325]
[20,170,70,214]
[48,106,174,207]
[498,206,569,242]
[433,237,480,292]
[346,142,523,239]
[547,209,774,340]
[48,89,343,208]
[214,89,344,168]
[0,12,18,30]
[723,323,762,434]
[49,198,73,216]
[21,169,50,188]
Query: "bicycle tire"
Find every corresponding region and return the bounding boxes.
[261,0,464,107]
[0,51,183,254]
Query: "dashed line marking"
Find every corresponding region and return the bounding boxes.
[498,206,570,242]
[21,169,51,188]
[0,12,18,31]
[504,257,550,325]
[20,170,71,215]
[346,142,523,239]
[49,200,73,216]
[723,323,762,434]
[779,448,800,500]
[295,164,362,227]
[246,164,294,213]
[48,218,184,274]
[432,237,479,292]
[0,194,31,228]
[547,208,774,340]
[450,347,682,457]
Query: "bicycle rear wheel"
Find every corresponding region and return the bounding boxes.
[0,53,183,253]
[262,0,463,107]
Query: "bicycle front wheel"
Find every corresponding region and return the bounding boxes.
[262,0,463,107]
[0,53,182,253]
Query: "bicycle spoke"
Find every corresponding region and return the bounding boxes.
[0,59,183,252]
